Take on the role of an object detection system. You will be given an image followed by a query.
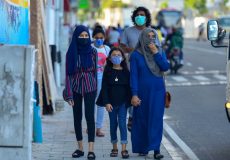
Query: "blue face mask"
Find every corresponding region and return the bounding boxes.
[111,56,123,65]
[135,15,146,26]
[94,39,104,47]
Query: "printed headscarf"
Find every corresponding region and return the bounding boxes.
[135,28,163,77]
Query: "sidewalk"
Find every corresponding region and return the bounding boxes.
[32,104,185,160]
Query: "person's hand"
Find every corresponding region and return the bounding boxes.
[106,104,113,112]
[149,43,158,54]
[127,47,134,53]
[68,100,74,106]
[131,96,141,107]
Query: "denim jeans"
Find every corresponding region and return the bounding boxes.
[108,103,128,144]
[96,78,105,129]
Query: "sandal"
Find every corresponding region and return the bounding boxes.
[154,153,164,159]
[110,149,118,157]
[127,117,132,132]
[121,150,129,159]
[87,152,96,160]
[96,130,105,137]
[72,149,84,158]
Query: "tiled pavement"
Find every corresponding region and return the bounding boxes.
[32,103,188,160]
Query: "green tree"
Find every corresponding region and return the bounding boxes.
[95,0,128,19]
[160,0,169,9]
[219,0,229,14]
[194,0,207,15]
[77,0,91,22]
[185,0,207,15]
[101,0,124,8]
[184,0,195,9]
[78,0,90,9]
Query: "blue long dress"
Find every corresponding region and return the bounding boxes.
[130,50,169,154]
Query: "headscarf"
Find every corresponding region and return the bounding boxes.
[135,28,163,77]
[66,25,93,75]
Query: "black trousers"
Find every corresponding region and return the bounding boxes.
[73,91,96,142]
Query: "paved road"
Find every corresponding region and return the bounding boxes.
[164,39,230,160]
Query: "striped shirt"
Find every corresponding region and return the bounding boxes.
[64,49,97,100]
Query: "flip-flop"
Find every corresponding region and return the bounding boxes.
[96,131,105,137]
[154,153,164,159]
[72,149,84,158]
[110,149,118,157]
[87,152,96,160]
[121,150,129,159]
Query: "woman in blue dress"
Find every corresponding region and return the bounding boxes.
[130,28,169,159]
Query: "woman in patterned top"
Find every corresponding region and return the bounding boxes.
[63,25,97,160]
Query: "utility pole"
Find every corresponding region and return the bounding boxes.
[30,0,44,108]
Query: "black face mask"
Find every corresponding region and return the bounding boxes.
[77,38,89,45]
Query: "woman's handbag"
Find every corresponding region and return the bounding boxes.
[165,91,171,108]
[164,75,171,108]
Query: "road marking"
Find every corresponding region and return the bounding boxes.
[163,115,171,120]
[167,82,192,87]
[162,136,184,160]
[181,71,189,74]
[164,122,200,160]
[192,75,209,81]
[198,67,204,71]
[216,52,225,55]
[171,76,188,82]
[180,70,225,75]
[186,62,192,66]
[185,46,225,55]
[166,81,226,87]
[213,74,227,81]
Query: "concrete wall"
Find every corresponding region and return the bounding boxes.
[0,45,35,160]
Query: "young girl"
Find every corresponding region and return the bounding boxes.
[92,26,111,137]
[96,47,130,159]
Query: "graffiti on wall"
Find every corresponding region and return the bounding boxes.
[0,0,29,44]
